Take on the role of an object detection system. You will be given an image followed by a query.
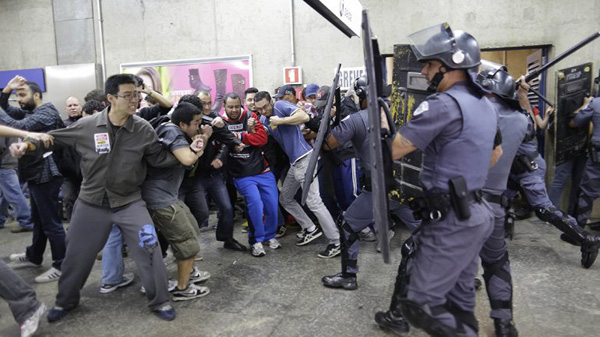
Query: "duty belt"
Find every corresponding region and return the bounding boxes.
[410,190,483,222]
[481,191,510,208]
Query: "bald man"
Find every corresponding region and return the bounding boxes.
[63,97,82,127]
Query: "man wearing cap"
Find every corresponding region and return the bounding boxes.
[254,88,341,258]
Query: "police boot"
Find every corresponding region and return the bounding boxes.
[374,311,409,335]
[321,273,357,290]
[581,234,600,269]
[493,318,518,337]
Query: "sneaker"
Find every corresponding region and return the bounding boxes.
[251,242,266,257]
[189,266,211,284]
[198,225,213,232]
[266,238,282,250]
[100,273,134,294]
[358,229,377,242]
[194,253,204,261]
[275,225,287,238]
[241,221,249,233]
[35,267,61,283]
[20,303,46,337]
[141,279,177,294]
[376,230,396,253]
[9,253,39,268]
[295,228,307,239]
[153,304,176,321]
[296,227,323,246]
[318,244,341,259]
[47,306,69,323]
[171,284,210,301]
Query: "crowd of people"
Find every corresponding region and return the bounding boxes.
[0,22,599,337]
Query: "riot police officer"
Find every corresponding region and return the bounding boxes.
[505,79,600,269]
[375,23,499,337]
[476,62,527,337]
[320,79,419,290]
[573,96,600,228]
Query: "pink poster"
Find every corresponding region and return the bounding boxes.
[121,56,252,111]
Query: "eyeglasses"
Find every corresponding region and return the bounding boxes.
[113,92,141,100]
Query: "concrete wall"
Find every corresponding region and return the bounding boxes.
[1,0,598,94]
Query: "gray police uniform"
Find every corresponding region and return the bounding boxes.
[400,82,496,336]
[330,109,419,276]
[574,98,600,225]
[506,107,598,257]
[480,96,527,322]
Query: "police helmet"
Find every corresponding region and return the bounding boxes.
[408,23,480,70]
[477,60,516,99]
[354,75,368,100]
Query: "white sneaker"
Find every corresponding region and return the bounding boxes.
[20,303,46,337]
[34,267,61,283]
[140,279,178,294]
[266,238,282,250]
[189,266,211,284]
[376,230,396,253]
[251,242,266,257]
[9,253,39,268]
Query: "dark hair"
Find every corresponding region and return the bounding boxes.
[223,92,241,104]
[244,87,259,98]
[301,87,306,100]
[254,91,272,103]
[82,100,104,115]
[24,81,42,100]
[84,89,109,105]
[172,102,201,126]
[105,74,136,96]
[179,94,204,111]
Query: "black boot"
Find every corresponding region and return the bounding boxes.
[581,234,600,269]
[494,318,518,337]
[321,273,357,290]
[374,310,409,335]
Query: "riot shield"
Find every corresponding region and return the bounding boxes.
[362,9,392,263]
[554,63,593,165]
[300,64,342,205]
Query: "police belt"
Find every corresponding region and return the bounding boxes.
[481,191,510,208]
[410,190,483,221]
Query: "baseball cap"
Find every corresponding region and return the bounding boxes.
[305,83,319,97]
[314,85,331,108]
[274,84,296,99]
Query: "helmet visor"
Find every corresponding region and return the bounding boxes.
[408,23,454,60]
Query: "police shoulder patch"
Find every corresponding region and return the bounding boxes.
[413,101,429,117]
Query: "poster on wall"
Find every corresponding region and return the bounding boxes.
[121,55,252,111]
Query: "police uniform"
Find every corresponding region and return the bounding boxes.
[506,102,600,268]
[480,95,527,336]
[321,109,419,289]
[398,81,496,337]
[573,98,600,226]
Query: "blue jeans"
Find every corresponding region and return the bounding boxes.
[26,177,65,270]
[548,153,586,215]
[0,169,33,229]
[234,172,279,244]
[101,224,124,285]
[197,173,235,241]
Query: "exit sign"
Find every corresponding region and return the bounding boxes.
[283,67,302,85]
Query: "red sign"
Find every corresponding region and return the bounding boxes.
[283,67,302,85]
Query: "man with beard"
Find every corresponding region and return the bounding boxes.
[0,75,66,284]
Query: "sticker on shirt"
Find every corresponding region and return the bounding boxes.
[413,101,428,117]
[94,133,111,154]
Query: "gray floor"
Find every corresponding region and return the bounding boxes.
[0,214,599,337]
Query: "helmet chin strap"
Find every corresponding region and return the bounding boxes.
[427,66,448,92]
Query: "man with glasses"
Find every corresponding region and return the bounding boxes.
[0,75,66,284]
[11,74,191,322]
